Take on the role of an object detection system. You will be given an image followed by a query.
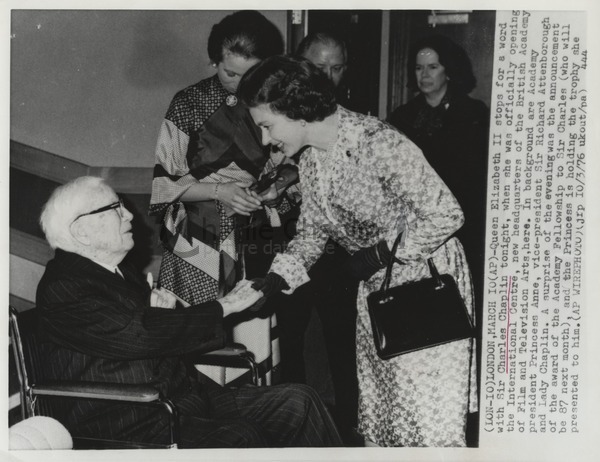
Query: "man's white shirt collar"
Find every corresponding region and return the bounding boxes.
[93,260,124,278]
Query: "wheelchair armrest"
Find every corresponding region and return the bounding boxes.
[190,343,261,385]
[191,343,256,368]
[32,381,180,448]
[32,381,160,402]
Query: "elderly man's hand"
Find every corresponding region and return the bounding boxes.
[150,288,178,309]
[218,279,264,317]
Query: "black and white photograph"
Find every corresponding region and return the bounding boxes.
[4,2,599,461]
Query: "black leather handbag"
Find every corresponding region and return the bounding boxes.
[366,233,475,360]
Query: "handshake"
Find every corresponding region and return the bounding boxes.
[147,271,288,318]
[219,239,399,316]
[221,273,289,318]
[148,238,399,317]
[218,238,398,317]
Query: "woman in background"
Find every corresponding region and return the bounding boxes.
[239,55,477,447]
[149,11,283,304]
[388,34,489,314]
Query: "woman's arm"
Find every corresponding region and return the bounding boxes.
[151,119,262,219]
[150,118,203,213]
[180,181,261,216]
[371,129,464,261]
[270,169,330,293]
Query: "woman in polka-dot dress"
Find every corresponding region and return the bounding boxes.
[149,10,283,305]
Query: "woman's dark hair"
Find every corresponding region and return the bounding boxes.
[406,34,477,94]
[207,10,284,64]
[238,55,337,123]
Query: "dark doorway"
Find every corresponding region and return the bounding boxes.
[290,10,382,116]
[388,10,496,113]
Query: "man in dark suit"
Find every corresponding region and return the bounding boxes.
[36,175,341,448]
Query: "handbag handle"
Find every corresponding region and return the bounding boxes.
[379,232,445,294]
[427,258,446,290]
[379,232,405,294]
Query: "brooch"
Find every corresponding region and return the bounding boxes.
[226,95,238,107]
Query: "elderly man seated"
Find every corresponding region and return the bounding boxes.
[35,176,341,448]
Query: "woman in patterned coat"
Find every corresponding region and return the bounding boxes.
[149,11,283,304]
[239,55,478,447]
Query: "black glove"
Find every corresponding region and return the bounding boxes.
[347,240,393,281]
[251,272,289,298]
[245,296,268,314]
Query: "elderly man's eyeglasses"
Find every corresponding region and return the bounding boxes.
[72,198,125,223]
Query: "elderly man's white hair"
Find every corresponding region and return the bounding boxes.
[39,176,113,251]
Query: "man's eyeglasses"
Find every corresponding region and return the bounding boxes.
[72,198,125,223]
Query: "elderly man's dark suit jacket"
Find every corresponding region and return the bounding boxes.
[36,248,227,444]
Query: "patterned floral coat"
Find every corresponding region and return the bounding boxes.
[271,106,478,447]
